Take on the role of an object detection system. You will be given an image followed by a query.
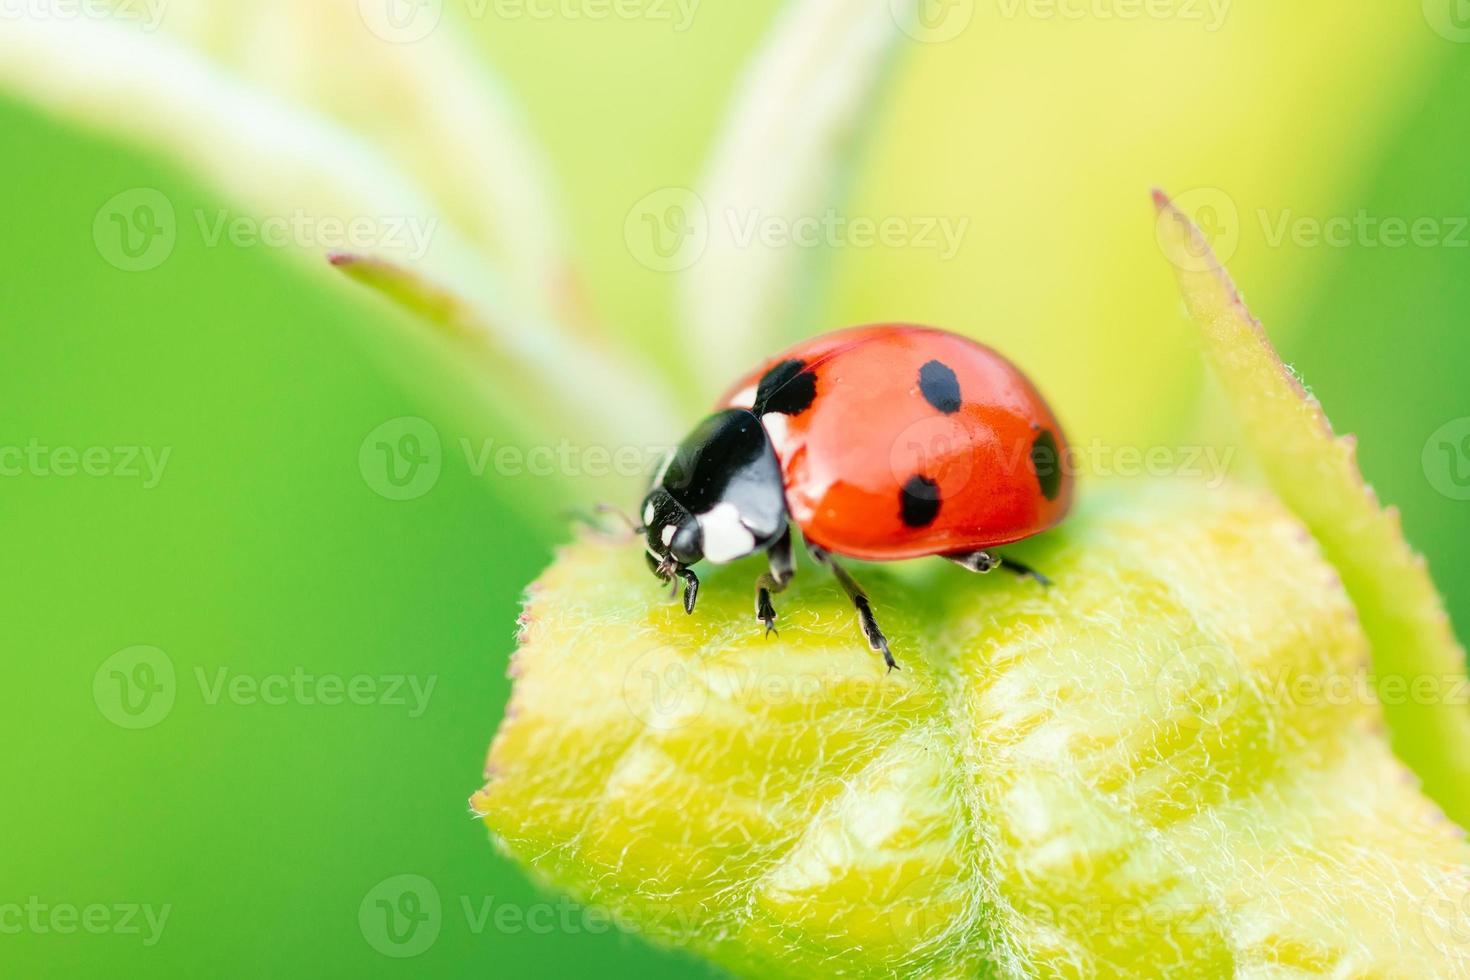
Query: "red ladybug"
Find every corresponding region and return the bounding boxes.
[639,324,1072,670]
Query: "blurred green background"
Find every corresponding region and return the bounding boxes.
[2,1,1468,976]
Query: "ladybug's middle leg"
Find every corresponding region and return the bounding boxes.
[754,526,794,638]
[807,544,899,673]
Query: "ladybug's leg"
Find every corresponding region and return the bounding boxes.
[946,551,1052,587]
[945,550,1001,573]
[677,566,700,615]
[807,545,899,673]
[754,527,795,637]
[998,556,1052,588]
[647,552,699,610]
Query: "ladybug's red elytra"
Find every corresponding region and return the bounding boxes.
[638,324,1073,671]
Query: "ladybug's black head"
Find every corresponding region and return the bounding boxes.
[641,486,705,568]
[640,409,790,578]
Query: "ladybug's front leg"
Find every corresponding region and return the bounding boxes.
[647,551,700,612]
[754,527,794,637]
[807,544,899,673]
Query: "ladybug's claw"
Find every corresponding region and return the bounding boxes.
[756,587,779,638]
[754,526,795,641]
[853,594,899,673]
[678,567,700,614]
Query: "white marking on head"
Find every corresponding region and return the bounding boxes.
[760,411,791,455]
[728,384,758,409]
[698,502,756,564]
[643,501,656,525]
[660,525,676,547]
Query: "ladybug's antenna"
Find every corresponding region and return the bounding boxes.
[564,503,642,539]
[594,502,643,534]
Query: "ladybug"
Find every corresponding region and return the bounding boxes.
[638,324,1072,671]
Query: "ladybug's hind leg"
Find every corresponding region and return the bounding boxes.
[754,527,794,638]
[946,551,1052,587]
[807,544,899,673]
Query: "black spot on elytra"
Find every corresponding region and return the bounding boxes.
[753,359,817,416]
[918,360,962,414]
[1030,430,1062,501]
[899,474,942,527]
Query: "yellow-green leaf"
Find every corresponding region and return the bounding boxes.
[1154,189,1470,829]
[475,485,1470,977]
